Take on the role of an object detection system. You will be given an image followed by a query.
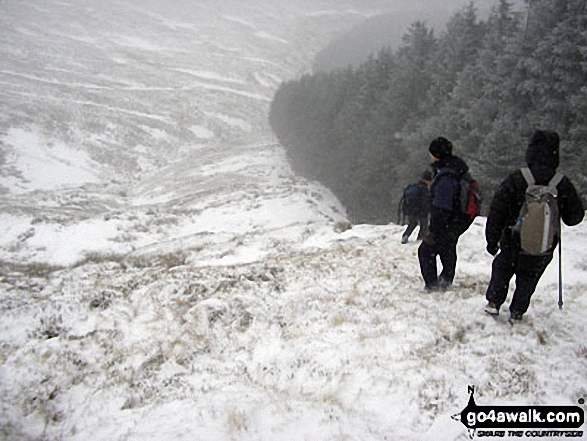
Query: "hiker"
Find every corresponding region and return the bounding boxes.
[484,130,584,322]
[418,137,474,291]
[399,170,432,244]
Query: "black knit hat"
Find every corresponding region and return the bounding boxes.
[526,130,560,169]
[429,137,453,159]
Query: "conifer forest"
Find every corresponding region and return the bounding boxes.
[269,0,587,223]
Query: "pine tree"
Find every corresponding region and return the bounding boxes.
[427,3,485,111]
[268,1,587,223]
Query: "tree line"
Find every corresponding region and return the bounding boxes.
[269,0,587,224]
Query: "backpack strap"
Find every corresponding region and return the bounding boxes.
[522,167,565,192]
[548,172,564,191]
[520,167,535,186]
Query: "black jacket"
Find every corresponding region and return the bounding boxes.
[429,155,470,235]
[415,181,431,217]
[486,164,584,251]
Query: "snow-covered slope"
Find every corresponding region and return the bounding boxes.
[0,0,371,187]
[0,0,366,266]
[1,0,586,440]
[2,218,587,440]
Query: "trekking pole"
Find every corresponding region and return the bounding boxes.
[558,229,563,310]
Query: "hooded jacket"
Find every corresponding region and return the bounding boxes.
[428,154,470,235]
[485,132,584,251]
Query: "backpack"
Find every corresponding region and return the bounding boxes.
[401,184,422,216]
[456,172,482,220]
[515,167,564,255]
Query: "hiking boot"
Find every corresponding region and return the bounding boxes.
[401,235,409,244]
[425,282,448,292]
[437,277,452,289]
[484,302,500,316]
[509,310,524,324]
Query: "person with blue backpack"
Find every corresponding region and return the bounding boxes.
[484,130,584,323]
[399,170,432,244]
[418,137,477,291]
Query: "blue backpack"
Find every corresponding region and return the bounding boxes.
[402,184,422,216]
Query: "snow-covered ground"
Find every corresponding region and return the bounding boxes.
[2,215,587,440]
[1,0,586,440]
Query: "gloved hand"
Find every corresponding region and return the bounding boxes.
[423,232,436,245]
[486,243,499,256]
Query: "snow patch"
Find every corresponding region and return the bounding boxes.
[17,218,122,266]
[254,31,290,44]
[109,35,188,53]
[189,125,215,140]
[1,128,100,193]
[170,68,245,85]
[303,9,369,18]
[204,112,253,132]
[222,15,257,29]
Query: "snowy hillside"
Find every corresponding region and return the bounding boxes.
[1,0,587,440]
[0,0,369,265]
[0,0,378,188]
[2,217,587,440]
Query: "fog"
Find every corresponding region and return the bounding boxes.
[0,0,517,190]
[3,2,587,441]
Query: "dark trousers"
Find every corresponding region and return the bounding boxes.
[403,214,429,240]
[418,225,466,289]
[486,242,553,314]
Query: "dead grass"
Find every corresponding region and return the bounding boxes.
[0,260,65,278]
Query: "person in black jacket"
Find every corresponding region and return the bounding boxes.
[400,170,432,244]
[484,130,584,322]
[418,137,473,291]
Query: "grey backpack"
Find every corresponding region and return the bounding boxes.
[515,167,564,255]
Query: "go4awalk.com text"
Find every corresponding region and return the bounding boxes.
[452,387,585,439]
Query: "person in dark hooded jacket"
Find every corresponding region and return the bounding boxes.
[418,137,473,291]
[400,170,432,244]
[484,130,584,322]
